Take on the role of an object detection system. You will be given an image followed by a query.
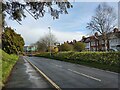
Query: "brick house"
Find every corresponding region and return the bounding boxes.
[81,28,120,51]
[64,28,120,51]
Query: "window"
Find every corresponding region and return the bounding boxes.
[91,41,95,46]
[102,40,104,44]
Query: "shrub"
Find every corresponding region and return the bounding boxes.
[2,27,25,54]
[47,47,59,53]
[73,42,85,51]
[59,43,73,51]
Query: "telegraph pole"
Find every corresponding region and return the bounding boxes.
[48,27,51,56]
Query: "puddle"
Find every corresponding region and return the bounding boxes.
[24,59,41,80]
[23,59,51,88]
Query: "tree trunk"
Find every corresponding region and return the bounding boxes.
[103,33,108,52]
[104,39,108,51]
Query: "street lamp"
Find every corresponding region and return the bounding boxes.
[48,27,51,56]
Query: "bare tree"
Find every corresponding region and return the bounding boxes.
[86,3,117,51]
[36,33,58,52]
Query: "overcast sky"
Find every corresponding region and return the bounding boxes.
[6,2,118,46]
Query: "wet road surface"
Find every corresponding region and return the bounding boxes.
[25,56,119,88]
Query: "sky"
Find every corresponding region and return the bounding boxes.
[6,2,118,46]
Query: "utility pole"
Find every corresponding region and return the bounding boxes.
[118,1,120,30]
[48,27,51,56]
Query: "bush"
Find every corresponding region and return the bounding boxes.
[2,27,25,54]
[47,47,59,53]
[59,43,73,51]
[73,42,85,51]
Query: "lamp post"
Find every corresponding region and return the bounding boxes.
[48,27,51,56]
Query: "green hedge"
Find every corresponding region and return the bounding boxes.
[0,49,18,87]
[35,51,120,72]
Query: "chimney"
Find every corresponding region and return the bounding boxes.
[73,40,77,43]
[82,36,86,39]
[113,28,119,33]
[67,41,69,43]
[95,32,98,36]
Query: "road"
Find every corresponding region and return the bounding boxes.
[24,56,119,88]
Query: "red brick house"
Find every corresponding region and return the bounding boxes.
[81,28,120,51]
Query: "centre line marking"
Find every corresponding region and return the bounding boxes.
[68,69,101,82]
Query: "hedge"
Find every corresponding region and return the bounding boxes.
[35,51,120,72]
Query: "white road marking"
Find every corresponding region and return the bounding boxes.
[24,56,101,82]
[56,65,62,68]
[24,57,62,90]
[68,69,101,82]
[78,64,118,75]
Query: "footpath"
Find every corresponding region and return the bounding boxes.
[2,56,53,89]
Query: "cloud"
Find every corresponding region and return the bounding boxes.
[52,29,85,43]
[14,26,85,45]
[5,2,117,46]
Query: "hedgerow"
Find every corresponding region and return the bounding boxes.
[35,51,120,72]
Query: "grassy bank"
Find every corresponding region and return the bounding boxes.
[0,49,18,87]
[35,51,120,73]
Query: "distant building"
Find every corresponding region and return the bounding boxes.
[24,45,38,52]
[24,46,28,52]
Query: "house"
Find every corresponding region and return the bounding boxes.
[109,28,120,51]
[63,28,120,51]
[24,45,38,52]
[24,46,28,52]
[81,28,120,51]
[81,37,90,50]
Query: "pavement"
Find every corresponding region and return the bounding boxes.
[25,56,119,89]
[3,56,53,89]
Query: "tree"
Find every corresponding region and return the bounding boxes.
[47,46,59,53]
[1,0,73,25]
[86,3,116,51]
[36,33,58,52]
[2,27,25,54]
[73,42,85,52]
[59,43,73,51]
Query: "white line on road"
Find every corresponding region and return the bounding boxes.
[77,64,118,75]
[56,65,62,68]
[68,69,101,82]
[24,57,62,90]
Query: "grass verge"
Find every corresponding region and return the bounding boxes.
[0,49,18,87]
